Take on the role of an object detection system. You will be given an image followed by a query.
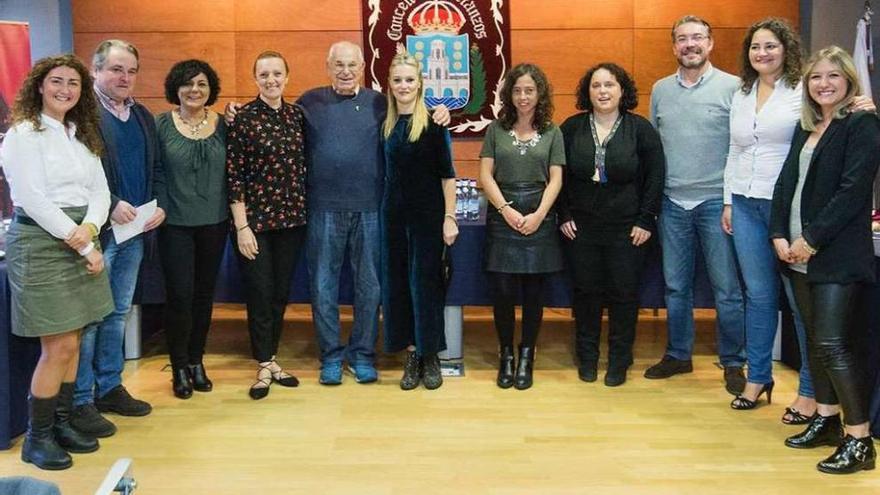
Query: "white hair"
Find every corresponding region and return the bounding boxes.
[327,41,364,64]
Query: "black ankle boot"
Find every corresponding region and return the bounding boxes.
[497,346,515,389]
[818,434,876,474]
[172,366,193,399]
[400,351,422,390]
[785,414,844,449]
[22,394,72,470]
[422,353,443,390]
[187,363,213,392]
[514,346,534,390]
[54,383,98,454]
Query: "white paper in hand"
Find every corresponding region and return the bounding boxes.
[112,199,157,244]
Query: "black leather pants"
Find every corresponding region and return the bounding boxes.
[790,271,869,426]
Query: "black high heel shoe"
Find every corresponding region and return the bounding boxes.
[730,381,774,410]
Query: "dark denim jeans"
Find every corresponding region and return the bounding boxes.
[75,235,144,406]
[307,211,380,365]
[658,196,745,367]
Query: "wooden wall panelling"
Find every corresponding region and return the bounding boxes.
[74,32,238,99]
[234,0,362,31]
[632,28,747,94]
[510,0,634,29]
[511,29,635,99]
[633,0,800,28]
[72,0,235,33]
[234,31,361,98]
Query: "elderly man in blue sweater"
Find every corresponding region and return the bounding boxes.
[228,42,449,385]
[644,16,747,395]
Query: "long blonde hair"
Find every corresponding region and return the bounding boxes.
[800,46,861,131]
[383,52,429,142]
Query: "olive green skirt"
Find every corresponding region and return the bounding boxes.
[6,207,113,337]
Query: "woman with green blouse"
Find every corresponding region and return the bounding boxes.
[155,59,228,399]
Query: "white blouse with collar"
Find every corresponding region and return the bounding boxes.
[724,79,802,204]
[1,114,110,246]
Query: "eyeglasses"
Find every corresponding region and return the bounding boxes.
[674,33,709,44]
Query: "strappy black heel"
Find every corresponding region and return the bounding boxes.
[730,381,774,410]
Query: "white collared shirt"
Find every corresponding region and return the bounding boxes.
[724,79,802,203]
[1,114,110,241]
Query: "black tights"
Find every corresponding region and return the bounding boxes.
[490,272,545,348]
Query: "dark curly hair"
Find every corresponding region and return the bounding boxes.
[575,63,638,113]
[739,17,802,93]
[10,54,103,155]
[498,63,554,132]
[164,59,221,106]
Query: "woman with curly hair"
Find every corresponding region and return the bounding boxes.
[155,59,228,399]
[558,63,665,387]
[722,18,874,412]
[479,63,564,390]
[1,54,113,469]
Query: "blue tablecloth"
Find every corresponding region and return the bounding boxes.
[0,261,41,450]
[139,223,716,309]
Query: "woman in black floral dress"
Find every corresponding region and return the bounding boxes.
[226,51,307,400]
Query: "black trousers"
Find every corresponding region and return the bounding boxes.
[237,227,306,363]
[159,222,228,369]
[567,223,646,369]
[490,272,545,348]
[790,271,869,426]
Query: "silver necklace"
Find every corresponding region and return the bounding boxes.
[177,108,209,136]
[509,129,541,155]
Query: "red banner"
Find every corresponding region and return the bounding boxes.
[362,0,511,137]
[0,21,31,217]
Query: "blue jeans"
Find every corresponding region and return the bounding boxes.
[74,236,144,406]
[782,274,815,398]
[659,196,745,366]
[307,211,380,365]
[730,195,778,384]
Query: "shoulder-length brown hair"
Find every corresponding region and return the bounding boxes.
[497,63,554,132]
[739,17,803,93]
[10,54,103,155]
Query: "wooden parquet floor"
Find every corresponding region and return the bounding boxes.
[2,306,879,494]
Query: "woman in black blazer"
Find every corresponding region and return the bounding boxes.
[769,46,880,475]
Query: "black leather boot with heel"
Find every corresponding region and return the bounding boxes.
[22,394,72,470]
[497,346,515,389]
[514,346,535,390]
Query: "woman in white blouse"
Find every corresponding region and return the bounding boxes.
[722,18,872,414]
[1,54,113,470]
[723,18,804,411]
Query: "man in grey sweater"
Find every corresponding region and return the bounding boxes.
[644,15,746,395]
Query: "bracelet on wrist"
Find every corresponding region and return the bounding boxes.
[237,224,250,232]
[444,213,458,224]
[497,200,513,213]
[802,240,817,255]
